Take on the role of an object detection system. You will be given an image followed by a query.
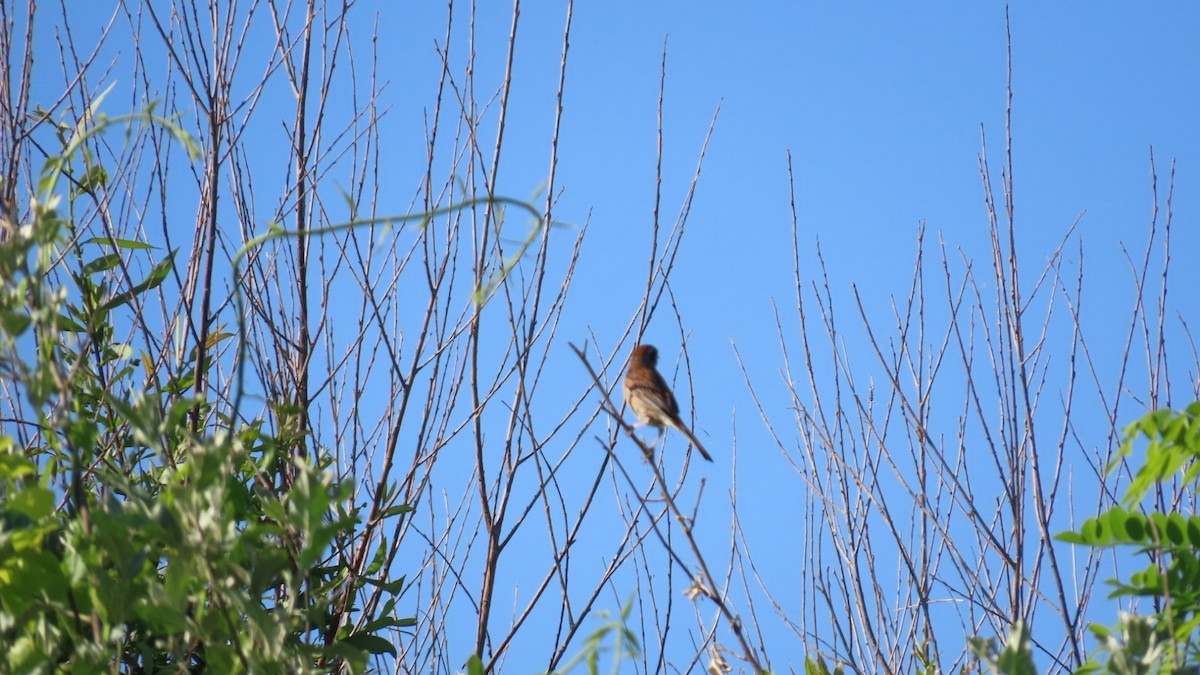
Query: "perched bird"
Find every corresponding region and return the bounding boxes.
[622,344,713,462]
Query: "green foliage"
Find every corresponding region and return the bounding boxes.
[544,598,641,675]
[0,106,408,672]
[804,655,846,675]
[1057,403,1200,673]
[971,405,1200,674]
[969,622,1036,675]
[0,430,383,672]
[1076,613,1200,675]
[1114,405,1200,506]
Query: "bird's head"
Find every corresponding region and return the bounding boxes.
[631,344,659,368]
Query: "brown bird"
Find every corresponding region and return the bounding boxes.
[622,344,713,462]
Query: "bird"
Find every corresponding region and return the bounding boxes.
[622,344,713,462]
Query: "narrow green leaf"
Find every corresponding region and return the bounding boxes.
[100,248,176,312]
[380,503,415,519]
[84,237,155,250]
[362,574,407,594]
[339,633,397,657]
[358,614,416,634]
[82,253,121,275]
[74,164,109,195]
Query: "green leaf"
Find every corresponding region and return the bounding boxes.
[73,164,109,195]
[365,535,388,576]
[1056,530,1087,545]
[7,485,55,520]
[0,451,36,480]
[248,547,289,594]
[339,633,397,657]
[1188,517,1200,547]
[362,574,406,594]
[81,253,121,275]
[1151,513,1170,543]
[1119,511,1146,543]
[1101,506,1128,543]
[0,310,31,336]
[100,248,176,312]
[84,237,155,250]
[379,503,415,519]
[1166,514,1187,546]
[54,312,86,332]
[358,614,415,635]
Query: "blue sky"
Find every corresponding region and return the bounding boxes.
[420,1,1199,378]
[473,3,1200,669]
[24,1,1200,670]
[436,2,1196,668]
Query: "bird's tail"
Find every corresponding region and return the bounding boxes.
[678,424,713,462]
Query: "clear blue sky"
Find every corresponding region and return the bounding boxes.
[420,3,1200,669]
[471,3,1200,669]
[27,1,1200,670]
[383,1,1199,400]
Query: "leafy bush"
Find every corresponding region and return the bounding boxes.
[973,403,1200,674]
[0,107,407,673]
[1060,402,1200,673]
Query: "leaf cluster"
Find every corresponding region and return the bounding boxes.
[0,105,408,673]
[1061,403,1200,673]
[974,404,1200,674]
